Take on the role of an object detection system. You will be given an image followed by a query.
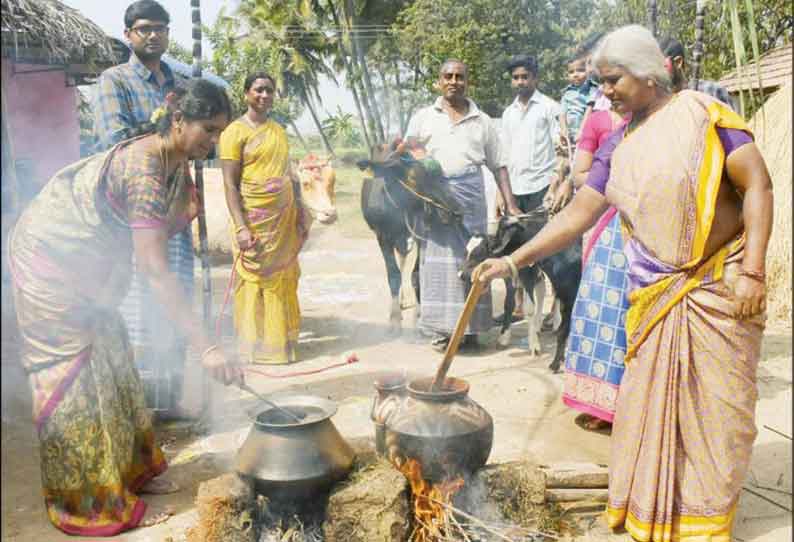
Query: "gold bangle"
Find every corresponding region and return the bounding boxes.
[738,269,766,282]
[201,344,219,359]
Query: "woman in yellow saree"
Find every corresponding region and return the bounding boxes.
[8,80,241,536]
[477,26,773,542]
[220,73,309,364]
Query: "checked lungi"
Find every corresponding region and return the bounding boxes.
[418,167,492,337]
[119,228,194,412]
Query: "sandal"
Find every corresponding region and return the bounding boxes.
[139,477,180,495]
[575,413,612,433]
[139,506,175,528]
[431,334,450,352]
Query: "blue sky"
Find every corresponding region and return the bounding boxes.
[63,0,356,133]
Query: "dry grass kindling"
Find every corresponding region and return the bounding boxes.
[750,82,793,325]
[185,473,257,542]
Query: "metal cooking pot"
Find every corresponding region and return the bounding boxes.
[384,376,493,482]
[235,394,354,500]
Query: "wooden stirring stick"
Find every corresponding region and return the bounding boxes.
[431,267,485,392]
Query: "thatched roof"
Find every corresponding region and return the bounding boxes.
[718,44,793,94]
[1,0,120,70]
[750,83,792,325]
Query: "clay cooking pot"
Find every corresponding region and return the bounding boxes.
[383,376,493,481]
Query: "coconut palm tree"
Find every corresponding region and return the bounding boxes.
[238,0,337,156]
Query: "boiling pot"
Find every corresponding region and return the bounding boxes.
[381,376,493,481]
[235,394,354,500]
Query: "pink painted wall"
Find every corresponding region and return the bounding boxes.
[1,60,80,195]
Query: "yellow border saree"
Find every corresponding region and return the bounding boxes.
[219,119,308,364]
[603,91,763,542]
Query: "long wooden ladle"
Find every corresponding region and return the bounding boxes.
[238,383,305,422]
[430,267,485,392]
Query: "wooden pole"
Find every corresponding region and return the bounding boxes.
[648,0,658,36]
[691,0,707,91]
[191,0,213,417]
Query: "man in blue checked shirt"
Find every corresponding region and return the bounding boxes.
[94,0,195,420]
[94,1,180,150]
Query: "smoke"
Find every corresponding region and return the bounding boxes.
[455,470,507,524]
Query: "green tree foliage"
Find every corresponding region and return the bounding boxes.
[596,0,791,83]
[238,0,338,154]
[166,40,194,65]
[322,106,363,146]
[392,0,600,117]
[205,10,304,125]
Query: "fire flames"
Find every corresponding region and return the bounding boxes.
[398,458,465,542]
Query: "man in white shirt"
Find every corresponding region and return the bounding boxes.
[405,59,517,351]
[500,54,563,213]
[499,54,565,319]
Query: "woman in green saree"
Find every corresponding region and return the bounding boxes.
[8,79,242,536]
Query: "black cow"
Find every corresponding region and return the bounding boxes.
[460,212,582,372]
[359,175,420,331]
[357,140,467,332]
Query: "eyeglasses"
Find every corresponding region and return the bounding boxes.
[130,24,169,37]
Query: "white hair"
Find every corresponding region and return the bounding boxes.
[592,25,671,91]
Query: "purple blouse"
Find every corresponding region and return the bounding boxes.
[585,126,753,195]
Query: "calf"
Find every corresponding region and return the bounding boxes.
[294,154,338,225]
[461,212,582,372]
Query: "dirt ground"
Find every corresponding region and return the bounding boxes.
[2,214,792,541]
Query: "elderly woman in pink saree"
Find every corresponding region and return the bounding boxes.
[477,25,772,542]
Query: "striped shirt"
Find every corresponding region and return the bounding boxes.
[93,53,179,152]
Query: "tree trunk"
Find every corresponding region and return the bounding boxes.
[301,84,335,157]
[353,63,378,144]
[288,119,311,151]
[378,70,392,138]
[343,22,378,141]
[346,0,385,142]
[691,0,706,90]
[648,0,658,36]
[327,0,372,148]
[349,73,373,149]
[356,44,385,141]
[394,61,408,135]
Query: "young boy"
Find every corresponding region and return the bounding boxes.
[559,54,598,149]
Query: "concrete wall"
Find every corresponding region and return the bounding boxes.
[1,60,80,201]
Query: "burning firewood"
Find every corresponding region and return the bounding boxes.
[398,458,465,542]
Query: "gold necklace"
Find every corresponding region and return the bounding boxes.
[626,94,675,136]
[158,134,169,184]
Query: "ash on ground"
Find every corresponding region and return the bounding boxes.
[257,497,325,542]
